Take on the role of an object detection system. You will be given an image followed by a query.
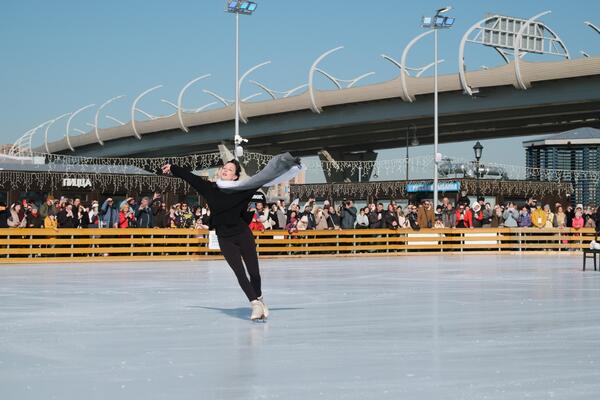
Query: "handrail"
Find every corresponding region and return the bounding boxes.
[0,228,594,263]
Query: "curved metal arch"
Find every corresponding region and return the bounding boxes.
[241,93,262,102]
[314,68,342,89]
[458,14,502,96]
[195,102,218,112]
[415,60,445,77]
[137,109,158,120]
[250,80,277,99]
[44,113,70,154]
[250,81,308,99]
[177,74,211,133]
[9,120,52,158]
[131,85,162,140]
[95,95,125,146]
[308,46,344,113]
[346,72,376,88]
[284,84,309,98]
[239,62,271,89]
[585,21,600,35]
[66,104,95,152]
[202,90,232,107]
[160,99,181,110]
[8,128,34,157]
[514,11,551,90]
[381,54,444,77]
[540,23,570,59]
[105,116,125,126]
[400,30,435,102]
[237,61,271,123]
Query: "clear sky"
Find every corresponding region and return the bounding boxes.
[1,0,598,180]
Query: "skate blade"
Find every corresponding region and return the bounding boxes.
[251,316,267,323]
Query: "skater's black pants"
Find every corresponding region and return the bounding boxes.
[217,226,262,301]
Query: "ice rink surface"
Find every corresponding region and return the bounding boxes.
[1,255,600,400]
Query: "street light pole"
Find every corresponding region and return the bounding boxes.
[226,1,257,159]
[422,6,454,206]
[433,27,439,206]
[235,12,240,160]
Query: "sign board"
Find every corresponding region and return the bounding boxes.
[62,178,92,188]
[208,231,220,250]
[482,16,545,53]
[252,191,266,204]
[406,181,461,193]
[407,233,441,246]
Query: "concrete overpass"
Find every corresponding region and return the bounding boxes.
[41,57,600,165]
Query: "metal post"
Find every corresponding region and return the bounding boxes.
[234,12,240,160]
[406,128,409,181]
[433,28,439,206]
[476,160,480,199]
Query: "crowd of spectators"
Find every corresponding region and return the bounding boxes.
[1,192,599,232]
[0,193,210,230]
[247,194,600,233]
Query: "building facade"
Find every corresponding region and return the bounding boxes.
[524,127,600,206]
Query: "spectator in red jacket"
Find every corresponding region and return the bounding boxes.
[455,204,473,228]
[118,203,135,229]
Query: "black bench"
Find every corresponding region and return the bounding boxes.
[583,234,600,271]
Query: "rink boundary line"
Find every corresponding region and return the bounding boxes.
[0,251,581,264]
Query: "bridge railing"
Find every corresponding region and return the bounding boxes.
[0,228,595,263]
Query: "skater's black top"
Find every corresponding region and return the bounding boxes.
[170,165,257,237]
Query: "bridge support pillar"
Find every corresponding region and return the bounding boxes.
[319,150,378,183]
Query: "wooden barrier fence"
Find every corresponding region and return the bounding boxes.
[0,227,596,264]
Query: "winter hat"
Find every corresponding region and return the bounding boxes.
[473,203,481,212]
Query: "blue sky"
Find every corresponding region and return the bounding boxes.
[1,0,599,180]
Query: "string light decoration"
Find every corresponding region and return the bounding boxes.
[0,170,190,194]
[290,179,573,201]
[0,149,594,198]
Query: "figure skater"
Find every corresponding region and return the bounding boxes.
[162,153,302,321]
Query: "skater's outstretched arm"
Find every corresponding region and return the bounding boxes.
[162,164,212,196]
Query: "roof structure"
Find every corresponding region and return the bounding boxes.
[522,127,600,146]
[0,162,153,175]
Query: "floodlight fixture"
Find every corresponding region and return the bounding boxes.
[422,14,455,29]
[436,6,452,14]
[226,1,257,15]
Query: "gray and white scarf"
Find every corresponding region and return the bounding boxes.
[216,152,304,192]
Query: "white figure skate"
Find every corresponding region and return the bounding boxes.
[258,296,269,319]
[250,300,266,322]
